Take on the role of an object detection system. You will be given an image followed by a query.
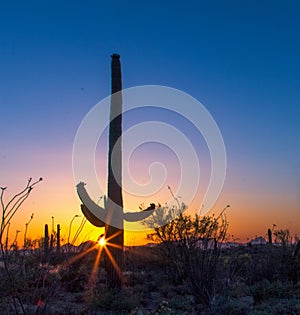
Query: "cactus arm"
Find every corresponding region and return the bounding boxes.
[76,182,107,227]
[123,209,155,222]
[80,204,106,227]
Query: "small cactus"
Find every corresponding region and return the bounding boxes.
[44,224,49,255]
[56,224,61,252]
[267,228,272,244]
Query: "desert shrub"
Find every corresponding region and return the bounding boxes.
[251,279,273,304]
[252,297,300,315]
[145,208,229,312]
[167,294,194,312]
[250,279,296,305]
[213,296,254,315]
[154,299,175,314]
[87,287,138,313]
[225,245,293,285]
[221,250,252,279]
[159,282,177,298]
[0,299,10,314]
[61,265,88,293]
[229,281,251,298]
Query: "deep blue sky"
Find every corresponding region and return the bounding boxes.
[0,1,299,241]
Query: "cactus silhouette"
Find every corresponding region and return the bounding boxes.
[56,224,60,252]
[76,54,154,288]
[44,224,49,257]
[267,228,272,244]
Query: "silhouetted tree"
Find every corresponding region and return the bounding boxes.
[0,177,42,314]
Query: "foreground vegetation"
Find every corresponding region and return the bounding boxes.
[1,209,300,314]
[1,239,300,314]
[1,180,300,314]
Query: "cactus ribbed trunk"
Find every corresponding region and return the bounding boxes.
[106,54,124,288]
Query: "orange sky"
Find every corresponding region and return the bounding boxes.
[4,163,299,247]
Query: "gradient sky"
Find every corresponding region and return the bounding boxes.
[0,1,299,245]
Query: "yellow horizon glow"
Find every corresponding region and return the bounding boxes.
[2,171,299,248]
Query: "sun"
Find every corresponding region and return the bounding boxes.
[98,234,106,247]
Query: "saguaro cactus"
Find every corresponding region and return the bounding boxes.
[105,54,124,288]
[77,54,154,288]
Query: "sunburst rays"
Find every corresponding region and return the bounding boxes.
[65,230,124,288]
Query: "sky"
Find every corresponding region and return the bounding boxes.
[0,0,299,245]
